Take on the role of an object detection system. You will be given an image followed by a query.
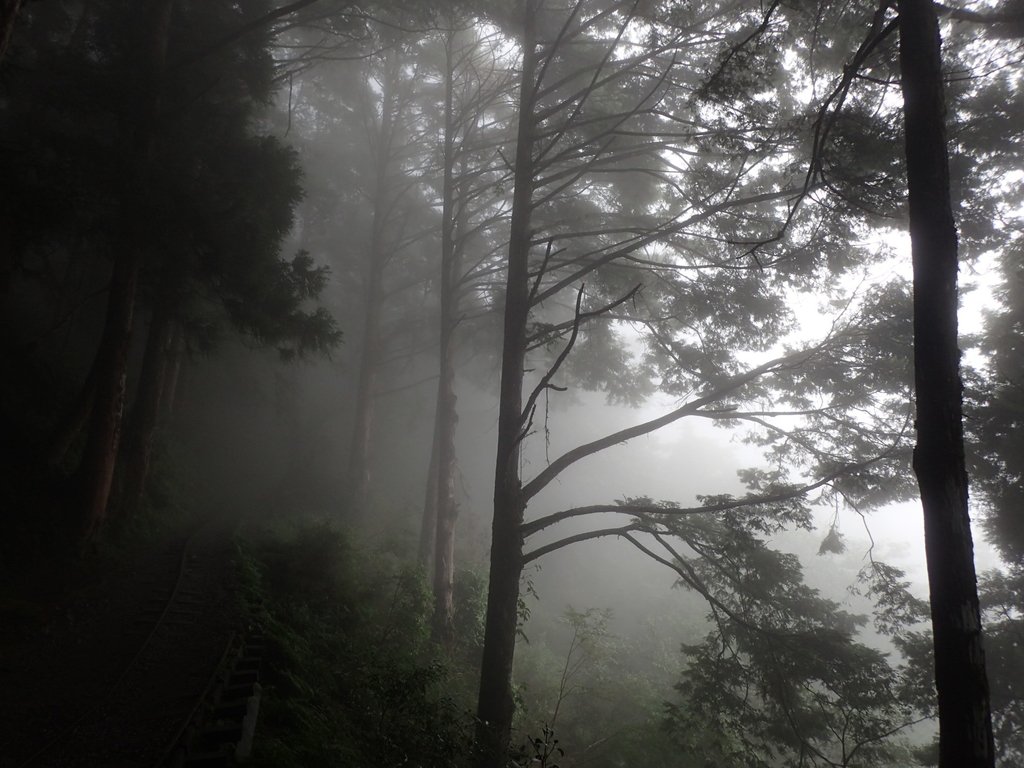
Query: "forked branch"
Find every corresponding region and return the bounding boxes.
[520,336,837,503]
[520,282,642,441]
[521,448,892,540]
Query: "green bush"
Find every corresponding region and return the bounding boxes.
[236,520,476,767]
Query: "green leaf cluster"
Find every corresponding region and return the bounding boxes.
[235,519,482,767]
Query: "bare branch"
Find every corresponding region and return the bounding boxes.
[532,185,810,304]
[934,1,1024,26]
[521,450,890,538]
[523,523,643,564]
[522,284,587,430]
[173,0,324,71]
[521,338,836,502]
[738,2,898,259]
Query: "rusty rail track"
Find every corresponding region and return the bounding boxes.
[14,517,259,768]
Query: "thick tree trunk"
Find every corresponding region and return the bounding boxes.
[897,3,995,766]
[0,0,23,63]
[120,307,175,520]
[475,5,538,764]
[77,0,175,543]
[77,251,140,540]
[346,52,398,522]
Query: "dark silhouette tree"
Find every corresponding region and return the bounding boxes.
[897,0,996,764]
[472,1,918,762]
[76,0,176,542]
[0,0,339,544]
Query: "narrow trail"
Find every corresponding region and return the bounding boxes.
[1,514,263,768]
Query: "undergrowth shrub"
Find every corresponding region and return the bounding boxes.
[236,519,475,767]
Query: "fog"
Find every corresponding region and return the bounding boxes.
[2,2,1022,766]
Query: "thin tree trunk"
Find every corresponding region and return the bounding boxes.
[120,307,174,520]
[77,0,175,543]
[346,253,384,518]
[419,419,440,567]
[0,0,23,63]
[431,328,458,644]
[161,323,184,420]
[430,26,464,646]
[0,212,14,300]
[475,4,538,763]
[897,2,995,766]
[346,51,398,522]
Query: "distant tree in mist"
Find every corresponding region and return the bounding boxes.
[976,565,1024,767]
[970,244,1024,564]
[275,7,469,526]
[416,18,517,644]
[275,3,514,641]
[342,42,425,520]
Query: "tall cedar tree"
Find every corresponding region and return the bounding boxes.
[431,26,463,645]
[898,0,996,764]
[420,19,514,643]
[0,1,338,542]
[472,2,918,761]
[77,0,175,542]
[346,49,401,519]
[343,36,434,523]
[475,1,538,757]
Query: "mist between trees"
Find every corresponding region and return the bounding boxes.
[1,1,1023,766]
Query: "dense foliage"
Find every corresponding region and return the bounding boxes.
[236,521,479,767]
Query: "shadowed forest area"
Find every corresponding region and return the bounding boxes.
[1,1,1023,766]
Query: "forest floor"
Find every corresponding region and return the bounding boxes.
[0,515,241,767]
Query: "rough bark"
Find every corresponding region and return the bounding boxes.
[475,4,538,764]
[346,51,398,522]
[897,2,995,766]
[0,0,22,63]
[120,307,175,520]
[77,0,175,543]
[77,251,140,540]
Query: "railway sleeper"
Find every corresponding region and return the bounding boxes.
[165,633,264,766]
